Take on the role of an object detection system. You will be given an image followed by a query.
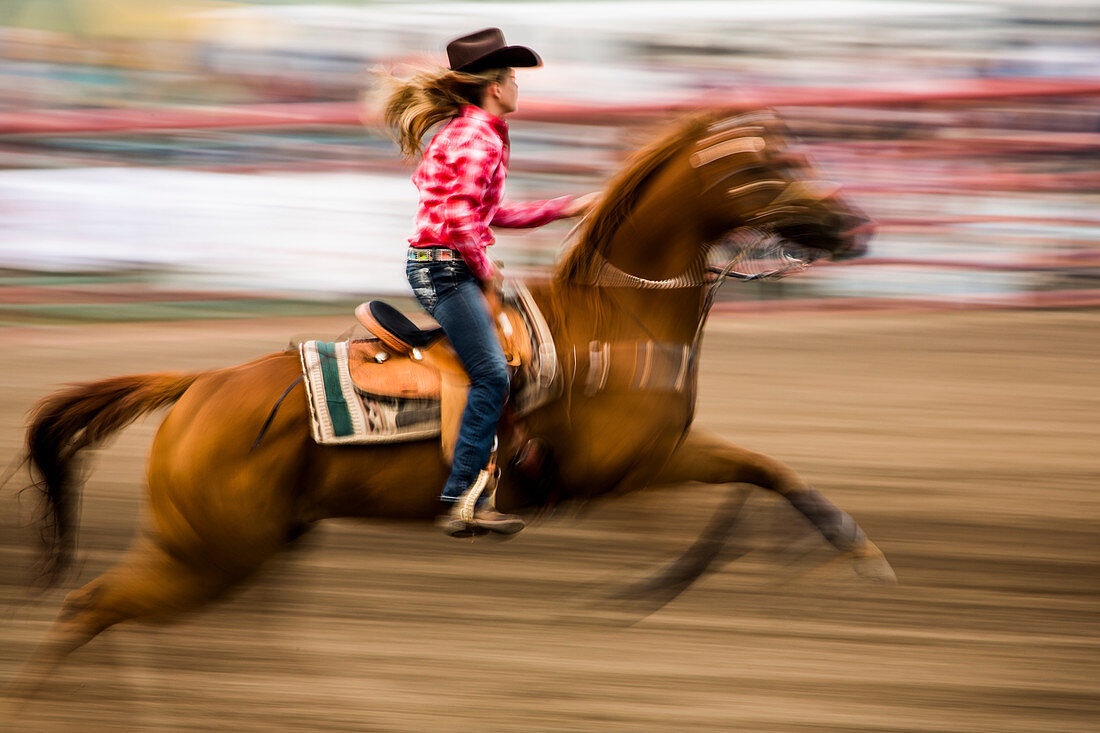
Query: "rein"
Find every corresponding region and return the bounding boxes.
[584,252,711,290]
[585,229,817,290]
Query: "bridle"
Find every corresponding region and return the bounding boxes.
[576,226,823,290]
[567,109,832,293]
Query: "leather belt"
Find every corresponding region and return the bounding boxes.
[408,247,459,262]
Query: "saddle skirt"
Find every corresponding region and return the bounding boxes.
[299,281,559,455]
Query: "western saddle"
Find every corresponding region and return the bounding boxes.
[351,299,533,464]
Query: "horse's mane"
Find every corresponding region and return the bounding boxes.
[554,112,721,284]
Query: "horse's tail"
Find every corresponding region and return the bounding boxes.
[25,372,203,586]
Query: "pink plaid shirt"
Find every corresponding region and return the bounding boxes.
[408,105,572,281]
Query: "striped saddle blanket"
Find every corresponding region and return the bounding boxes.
[299,339,443,445]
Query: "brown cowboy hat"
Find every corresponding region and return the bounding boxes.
[447,28,541,74]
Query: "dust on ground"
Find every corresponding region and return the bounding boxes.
[2,309,1098,732]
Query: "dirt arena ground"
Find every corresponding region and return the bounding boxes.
[1,308,1097,732]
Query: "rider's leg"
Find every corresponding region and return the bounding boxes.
[406,257,523,534]
[432,277,509,503]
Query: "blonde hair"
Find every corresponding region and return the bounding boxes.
[375,66,508,159]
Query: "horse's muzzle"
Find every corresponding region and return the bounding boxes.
[838,220,874,260]
[832,202,875,261]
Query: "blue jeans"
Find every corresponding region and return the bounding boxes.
[406,256,510,503]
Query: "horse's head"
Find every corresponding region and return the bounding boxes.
[557,109,871,288]
[689,110,871,266]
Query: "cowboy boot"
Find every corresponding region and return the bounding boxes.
[437,468,525,537]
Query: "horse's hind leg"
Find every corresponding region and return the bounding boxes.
[656,429,896,583]
[8,534,256,704]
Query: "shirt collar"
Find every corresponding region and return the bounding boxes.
[460,104,509,142]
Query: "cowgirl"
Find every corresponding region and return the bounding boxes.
[381,28,596,536]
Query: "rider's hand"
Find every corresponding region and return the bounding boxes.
[482,261,504,292]
[564,192,601,218]
[480,264,504,313]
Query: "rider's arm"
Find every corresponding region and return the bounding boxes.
[491,196,574,228]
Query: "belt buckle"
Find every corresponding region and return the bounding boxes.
[410,249,432,262]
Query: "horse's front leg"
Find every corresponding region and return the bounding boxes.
[655,429,896,583]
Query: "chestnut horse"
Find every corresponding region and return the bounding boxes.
[13,110,893,695]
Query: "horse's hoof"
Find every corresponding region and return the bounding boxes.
[848,541,898,584]
[778,540,898,586]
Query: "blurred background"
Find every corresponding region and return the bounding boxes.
[0,0,1097,323]
[2,4,1099,730]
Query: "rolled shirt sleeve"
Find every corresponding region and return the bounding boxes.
[491,195,574,228]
